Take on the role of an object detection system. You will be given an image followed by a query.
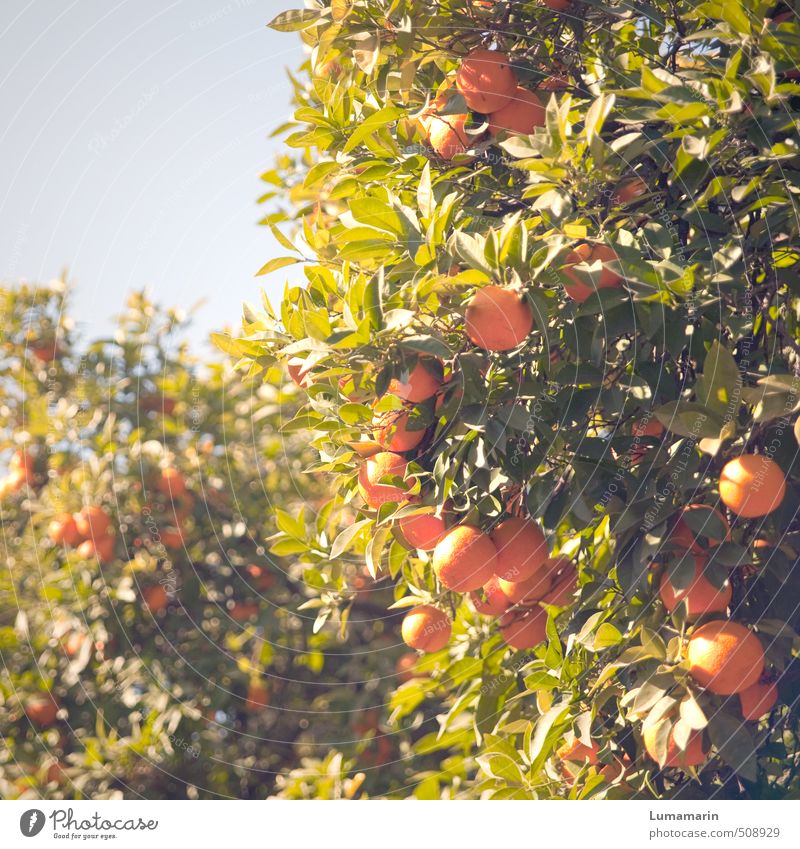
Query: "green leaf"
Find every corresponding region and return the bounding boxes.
[267,9,320,32]
[695,341,741,417]
[256,256,302,276]
[655,401,723,439]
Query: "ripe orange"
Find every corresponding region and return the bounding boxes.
[739,679,778,720]
[157,467,187,499]
[668,504,731,553]
[563,243,623,302]
[143,584,169,613]
[63,631,87,658]
[372,407,426,453]
[469,575,511,616]
[543,0,571,10]
[75,534,115,564]
[388,359,441,403]
[488,87,545,136]
[401,605,452,652]
[630,417,663,463]
[643,723,707,768]
[659,557,731,620]
[491,517,548,581]
[456,48,517,113]
[245,681,270,713]
[465,285,533,351]
[287,361,314,388]
[432,525,498,592]
[231,601,259,622]
[74,506,111,539]
[556,735,625,784]
[395,652,427,683]
[358,452,413,508]
[161,528,185,549]
[687,620,765,695]
[10,448,35,475]
[32,341,59,362]
[498,568,552,604]
[719,455,786,518]
[613,176,648,204]
[540,557,579,605]
[25,693,60,727]
[48,513,81,547]
[397,512,447,551]
[427,111,473,160]
[499,605,548,649]
[245,564,276,591]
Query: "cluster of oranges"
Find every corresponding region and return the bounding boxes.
[48,506,116,564]
[0,449,36,498]
[419,47,546,160]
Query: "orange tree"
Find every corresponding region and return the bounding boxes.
[224,0,800,798]
[0,281,418,799]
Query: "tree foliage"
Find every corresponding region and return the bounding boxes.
[225,0,800,798]
[0,282,416,799]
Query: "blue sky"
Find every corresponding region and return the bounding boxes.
[0,0,300,349]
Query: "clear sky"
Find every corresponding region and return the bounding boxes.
[0,0,300,349]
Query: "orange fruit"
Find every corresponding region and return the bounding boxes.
[739,679,778,720]
[668,504,731,553]
[659,557,731,620]
[74,506,111,539]
[499,605,548,649]
[25,693,60,727]
[488,87,545,136]
[156,467,187,499]
[245,681,270,713]
[10,448,35,474]
[245,564,276,591]
[401,605,452,652]
[432,525,498,592]
[47,513,81,546]
[63,631,87,658]
[161,529,185,549]
[388,359,440,403]
[357,452,413,508]
[231,601,259,622]
[395,652,427,683]
[491,517,548,581]
[32,341,59,362]
[397,512,447,551]
[687,620,765,695]
[498,568,552,604]
[372,407,426,453]
[465,285,533,351]
[613,176,648,204]
[456,48,517,113]
[643,723,707,768]
[556,735,626,784]
[540,557,579,605]
[75,534,115,564]
[719,455,786,518]
[543,0,571,9]
[631,418,664,439]
[563,243,623,302]
[142,584,169,613]
[557,736,600,766]
[469,575,511,616]
[427,112,473,160]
